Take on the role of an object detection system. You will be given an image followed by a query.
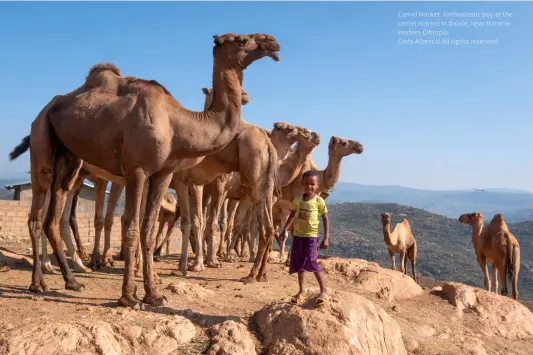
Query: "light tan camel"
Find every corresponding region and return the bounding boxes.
[10,33,280,308]
[458,212,520,299]
[380,213,418,281]
[278,136,364,264]
[154,197,180,258]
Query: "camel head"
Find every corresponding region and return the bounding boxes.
[294,127,321,149]
[458,212,483,225]
[213,33,280,69]
[201,87,250,106]
[381,212,392,225]
[328,136,364,157]
[163,192,177,205]
[271,122,300,143]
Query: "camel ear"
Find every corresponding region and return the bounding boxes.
[202,88,211,95]
[213,35,224,45]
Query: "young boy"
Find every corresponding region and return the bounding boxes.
[280,170,329,306]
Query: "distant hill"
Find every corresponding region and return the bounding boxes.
[322,202,533,300]
[328,182,533,222]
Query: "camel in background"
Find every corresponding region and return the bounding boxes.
[459,212,520,299]
[380,213,418,281]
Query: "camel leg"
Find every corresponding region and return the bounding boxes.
[155,206,180,256]
[225,197,253,262]
[68,176,89,261]
[43,150,85,292]
[243,199,276,283]
[165,235,171,256]
[29,185,52,292]
[497,261,508,297]
[173,182,191,276]
[61,189,91,273]
[102,182,123,267]
[117,167,147,308]
[389,249,396,271]
[204,187,226,268]
[241,208,255,262]
[408,243,417,282]
[221,200,238,258]
[512,246,520,300]
[89,178,107,269]
[491,264,498,294]
[41,231,57,274]
[153,220,166,258]
[399,250,407,275]
[217,199,229,257]
[477,256,491,292]
[139,172,172,306]
[278,209,290,261]
[188,184,206,272]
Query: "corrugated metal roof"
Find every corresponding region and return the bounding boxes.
[4,180,110,194]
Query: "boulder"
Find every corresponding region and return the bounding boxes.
[253,289,407,355]
[439,282,533,340]
[319,257,423,301]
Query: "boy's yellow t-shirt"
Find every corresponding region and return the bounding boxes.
[291,194,328,237]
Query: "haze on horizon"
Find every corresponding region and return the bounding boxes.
[0,2,531,192]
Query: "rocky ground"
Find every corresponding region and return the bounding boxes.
[1,233,533,355]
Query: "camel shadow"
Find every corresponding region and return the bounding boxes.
[98,301,241,327]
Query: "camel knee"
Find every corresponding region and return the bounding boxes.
[104,215,114,230]
[94,215,104,232]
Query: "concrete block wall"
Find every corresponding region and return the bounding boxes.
[0,200,181,250]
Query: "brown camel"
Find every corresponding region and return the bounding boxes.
[458,212,520,299]
[278,136,364,264]
[11,33,280,308]
[380,213,418,281]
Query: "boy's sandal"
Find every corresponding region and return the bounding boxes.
[291,293,305,304]
[315,292,329,306]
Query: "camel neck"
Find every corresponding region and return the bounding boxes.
[271,137,294,161]
[382,223,395,245]
[278,143,314,186]
[322,151,343,190]
[471,220,484,244]
[169,59,244,157]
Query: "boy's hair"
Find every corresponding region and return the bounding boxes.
[302,170,320,182]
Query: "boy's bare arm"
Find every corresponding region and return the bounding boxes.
[320,213,329,249]
[281,211,297,234]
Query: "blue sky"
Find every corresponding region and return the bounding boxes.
[0,1,531,191]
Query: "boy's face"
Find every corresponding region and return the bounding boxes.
[302,175,319,195]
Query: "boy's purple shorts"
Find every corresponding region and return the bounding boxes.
[289,236,321,274]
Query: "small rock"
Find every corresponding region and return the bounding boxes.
[31,294,44,302]
[391,305,399,312]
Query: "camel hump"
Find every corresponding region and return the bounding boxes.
[491,213,505,225]
[86,62,121,80]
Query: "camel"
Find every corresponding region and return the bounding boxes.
[278,136,364,263]
[165,112,309,282]
[458,212,520,299]
[10,33,280,308]
[380,213,418,281]
[222,129,322,265]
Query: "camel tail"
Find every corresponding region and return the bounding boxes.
[9,135,30,161]
[507,243,519,282]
